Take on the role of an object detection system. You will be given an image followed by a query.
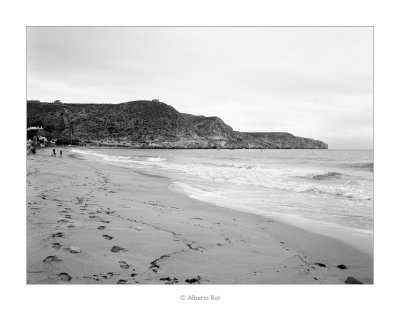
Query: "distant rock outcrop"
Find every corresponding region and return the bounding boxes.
[27,100,328,149]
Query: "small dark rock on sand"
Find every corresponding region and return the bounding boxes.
[102,234,114,240]
[315,263,326,267]
[345,276,363,284]
[97,226,106,230]
[185,275,201,284]
[337,264,347,270]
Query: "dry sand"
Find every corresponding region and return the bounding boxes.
[26,148,373,284]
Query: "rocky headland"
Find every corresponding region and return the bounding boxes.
[27,100,328,149]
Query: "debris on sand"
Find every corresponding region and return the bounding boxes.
[337,264,347,270]
[66,246,81,254]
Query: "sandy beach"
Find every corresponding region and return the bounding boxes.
[26,148,373,284]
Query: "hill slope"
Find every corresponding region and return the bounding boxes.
[27,100,328,149]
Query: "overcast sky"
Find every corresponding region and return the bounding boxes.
[27,27,373,149]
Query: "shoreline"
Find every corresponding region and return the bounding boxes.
[27,148,373,284]
[171,182,374,256]
[34,144,328,150]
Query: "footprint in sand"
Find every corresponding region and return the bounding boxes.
[102,234,114,240]
[111,246,127,253]
[160,277,179,284]
[58,273,72,281]
[97,226,106,230]
[345,276,363,284]
[52,232,64,238]
[57,219,70,223]
[84,272,116,281]
[118,261,130,269]
[52,243,62,250]
[107,272,115,278]
[43,255,62,263]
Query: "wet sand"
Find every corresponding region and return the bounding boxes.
[26,148,373,284]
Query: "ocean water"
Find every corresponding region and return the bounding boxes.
[70,148,373,253]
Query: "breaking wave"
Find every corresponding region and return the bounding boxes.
[70,148,372,202]
[301,171,348,180]
[147,157,167,162]
[342,162,373,172]
[70,149,166,166]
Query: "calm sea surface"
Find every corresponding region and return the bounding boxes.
[71,148,373,252]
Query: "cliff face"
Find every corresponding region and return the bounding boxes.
[27,100,328,149]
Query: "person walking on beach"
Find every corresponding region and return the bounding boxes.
[60,149,62,158]
[51,149,56,157]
